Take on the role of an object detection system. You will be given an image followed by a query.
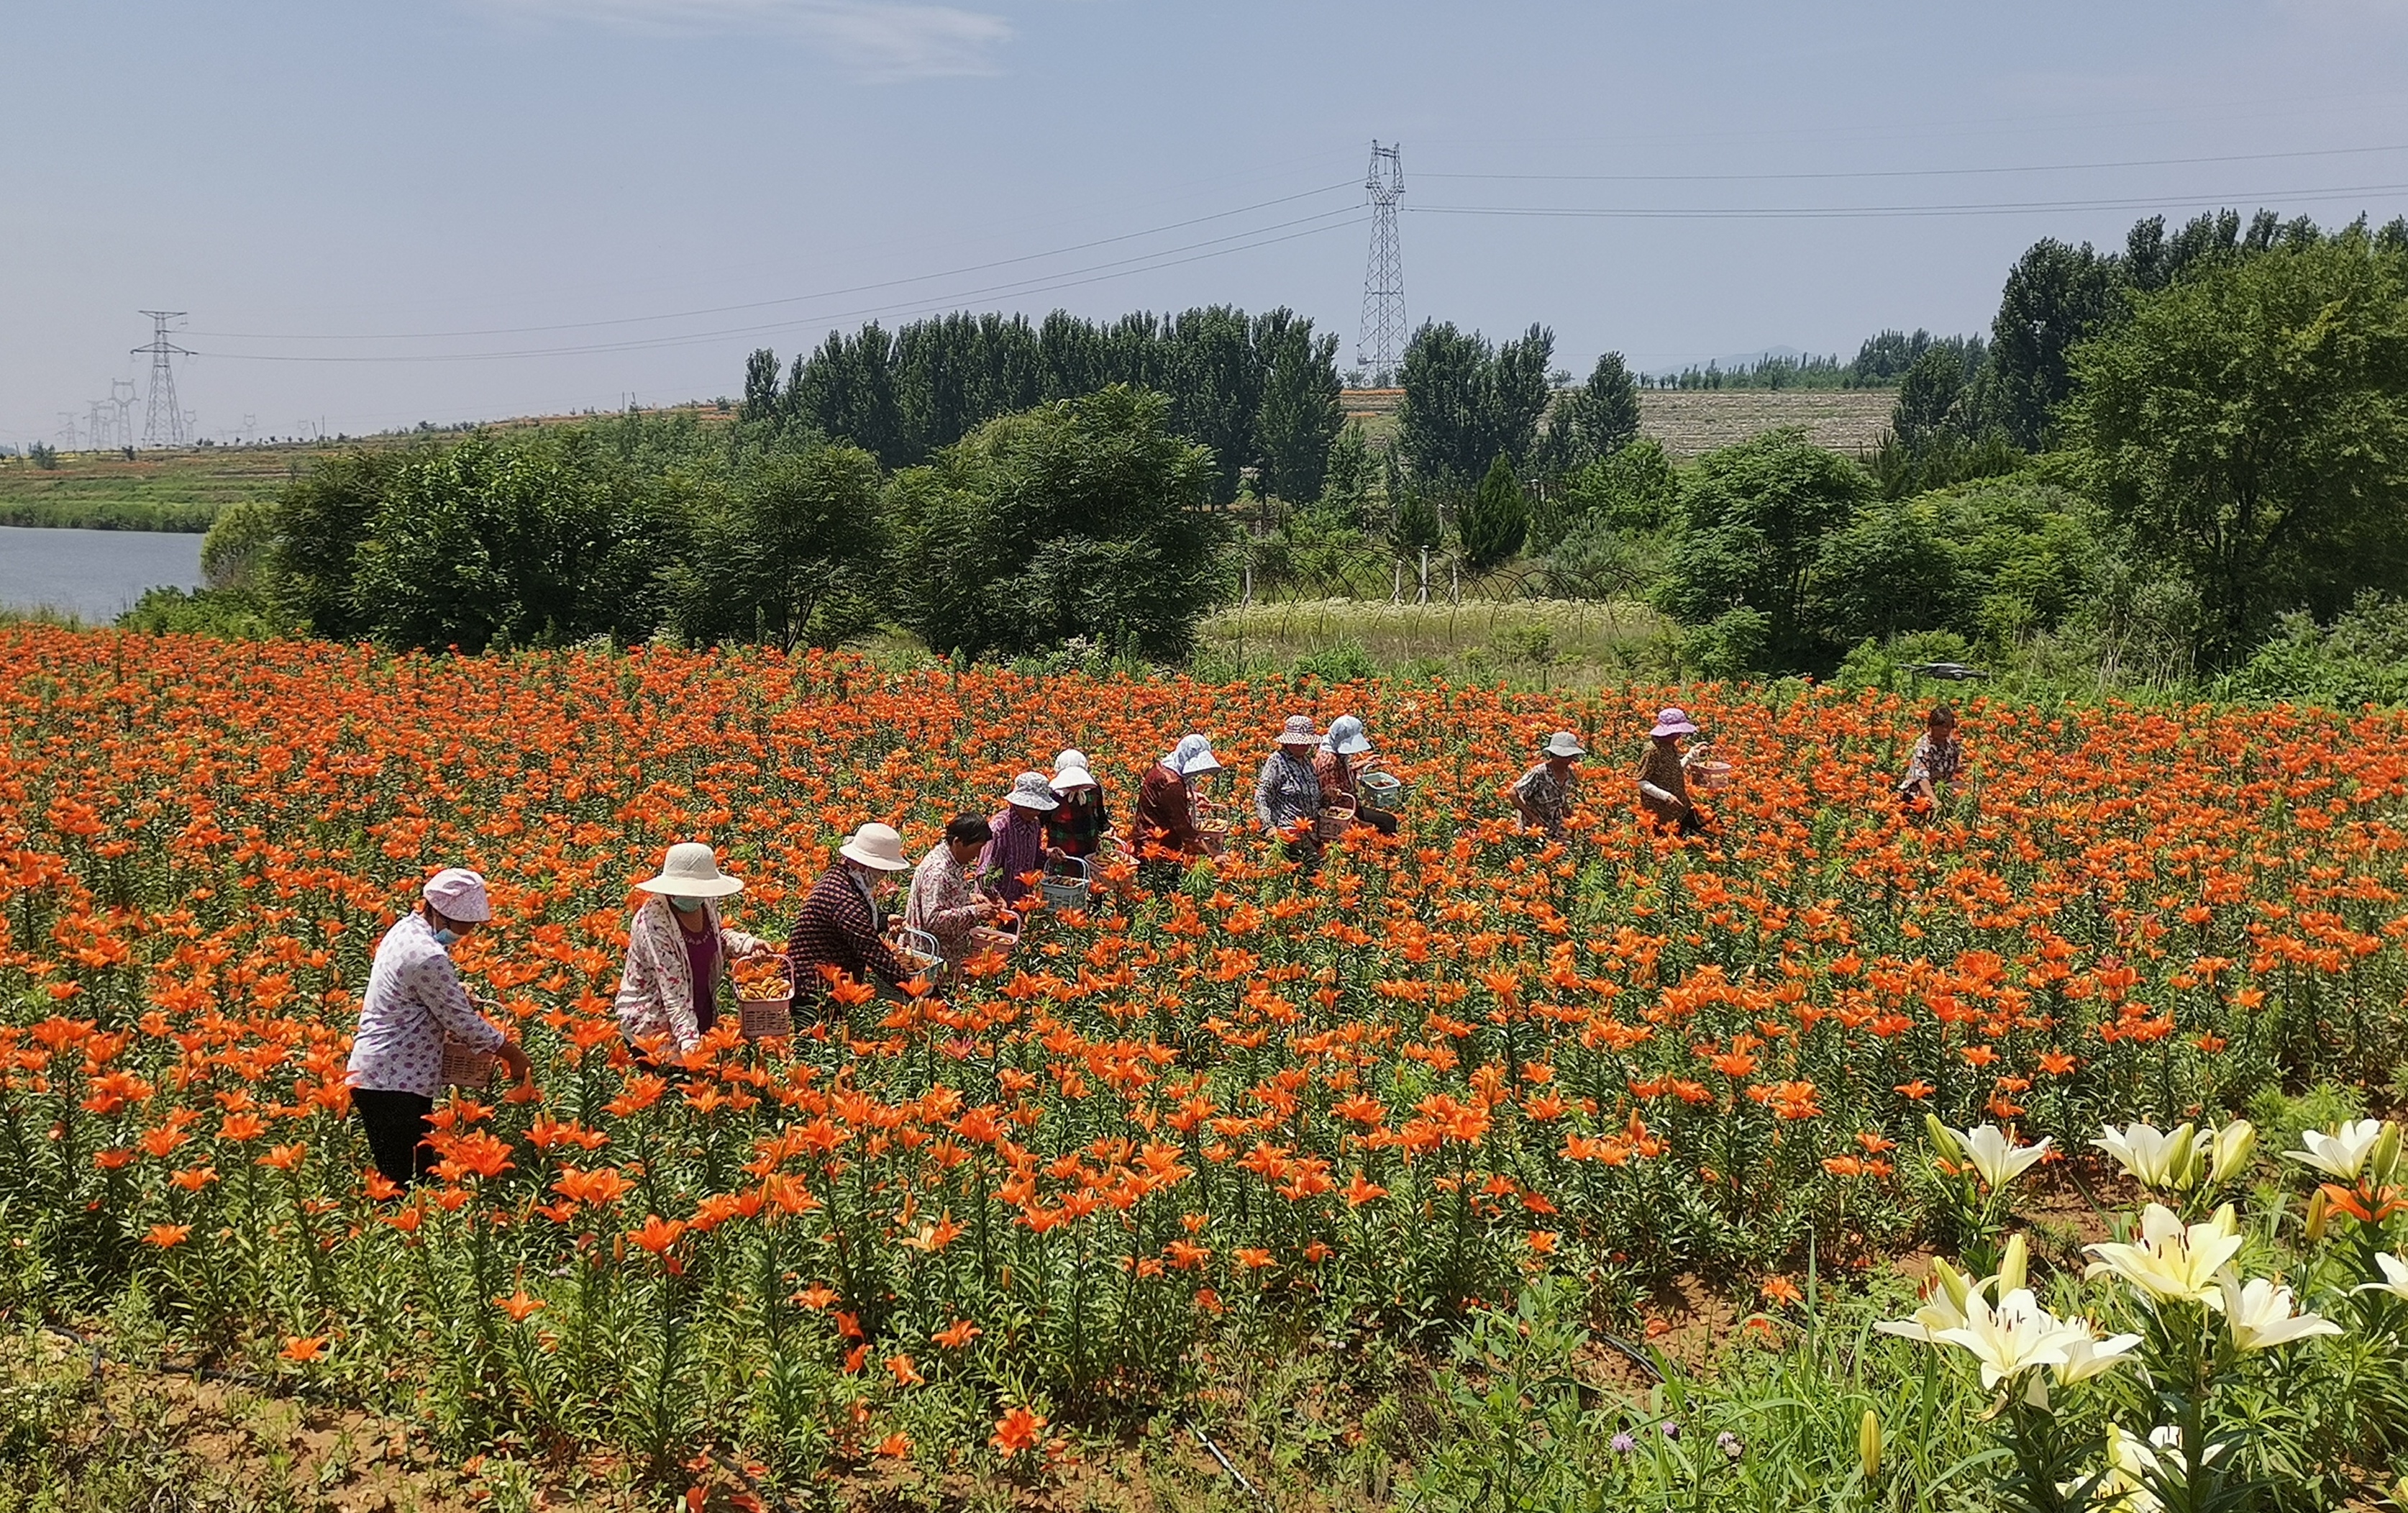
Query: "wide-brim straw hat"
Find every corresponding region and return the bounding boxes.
[1275,714,1321,748]
[1542,731,1587,759]
[1650,707,1700,738]
[839,822,911,871]
[1005,771,1062,810]
[637,841,742,899]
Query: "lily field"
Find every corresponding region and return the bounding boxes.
[4,627,2407,1512]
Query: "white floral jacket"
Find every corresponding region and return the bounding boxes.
[613,895,765,1054]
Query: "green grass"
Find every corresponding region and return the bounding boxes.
[1198,596,1677,687]
[0,445,334,532]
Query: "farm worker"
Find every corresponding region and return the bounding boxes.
[985,772,1062,907]
[613,842,775,1061]
[1134,734,1221,891]
[1255,714,1327,862]
[1898,705,1964,813]
[1513,731,1585,839]
[1636,707,1712,836]
[345,868,532,1190]
[908,814,1002,965]
[1042,750,1113,863]
[1315,714,1399,837]
[785,823,917,1019]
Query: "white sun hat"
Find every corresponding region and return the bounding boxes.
[1179,737,1223,776]
[1006,771,1062,810]
[1326,714,1372,755]
[839,822,911,871]
[1052,750,1098,791]
[637,841,743,899]
[422,866,493,923]
[1543,730,1587,758]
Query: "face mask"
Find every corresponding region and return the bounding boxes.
[433,927,460,948]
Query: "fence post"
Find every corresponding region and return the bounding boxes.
[1418,548,1429,605]
[1392,560,1403,604]
[1243,564,1252,606]
[1451,558,1459,606]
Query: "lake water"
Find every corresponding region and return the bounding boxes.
[0,525,206,623]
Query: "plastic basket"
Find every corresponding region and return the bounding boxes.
[736,972,795,1040]
[1040,855,1091,912]
[1358,771,1406,805]
[1687,760,1734,792]
[1313,804,1358,841]
[440,1038,496,1089]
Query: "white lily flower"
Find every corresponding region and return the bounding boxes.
[2051,1318,2144,1383]
[2060,1425,2163,1513]
[1932,1287,2084,1388]
[2092,1122,2198,1190]
[1875,1258,1982,1342]
[2205,1120,2256,1187]
[2221,1275,2343,1351]
[2284,1119,2385,1183]
[2084,1203,2243,1307]
[1951,1124,2053,1193]
[2352,1251,2408,1301]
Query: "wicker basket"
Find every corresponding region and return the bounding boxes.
[1313,804,1358,841]
[736,973,795,1040]
[439,1038,496,1089]
[1039,855,1091,912]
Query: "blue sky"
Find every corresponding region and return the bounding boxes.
[8,1,2408,445]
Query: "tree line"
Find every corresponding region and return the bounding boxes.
[742,305,1344,506]
[168,205,2408,700]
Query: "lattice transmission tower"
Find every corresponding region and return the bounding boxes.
[1355,142,1408,386]
[132,310,193,447]
[110,378,138,450]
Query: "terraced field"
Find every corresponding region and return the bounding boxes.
[1341,386,1896,458]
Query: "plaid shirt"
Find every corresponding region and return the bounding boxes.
[984,809,1049,905]
[785,868,908,1011]
[1043,789,1110,859]
[346,912,506,1099]
[1255,750,1323,834]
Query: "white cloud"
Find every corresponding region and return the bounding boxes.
[471,0,1014,79]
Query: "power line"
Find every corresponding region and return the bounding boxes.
[1409,181,2408,222]
[190,212,1367,365]
[188,179,1360,343]
[1417,140,2408,185]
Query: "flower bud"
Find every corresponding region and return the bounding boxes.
[2166,1123,2201,1191]
[1931,1257,1976,1314]
[2304,1186,2330,1244]
[1925,1114,1961,1163]
[2207,1120,2256,1189]
[1997,1232,2028,1296]
[1859,1409,1882,1480]
[2371,1122,2402,1188]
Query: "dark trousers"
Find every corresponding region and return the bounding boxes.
[1354,802,1400,837]
[353,1088,435,1188]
